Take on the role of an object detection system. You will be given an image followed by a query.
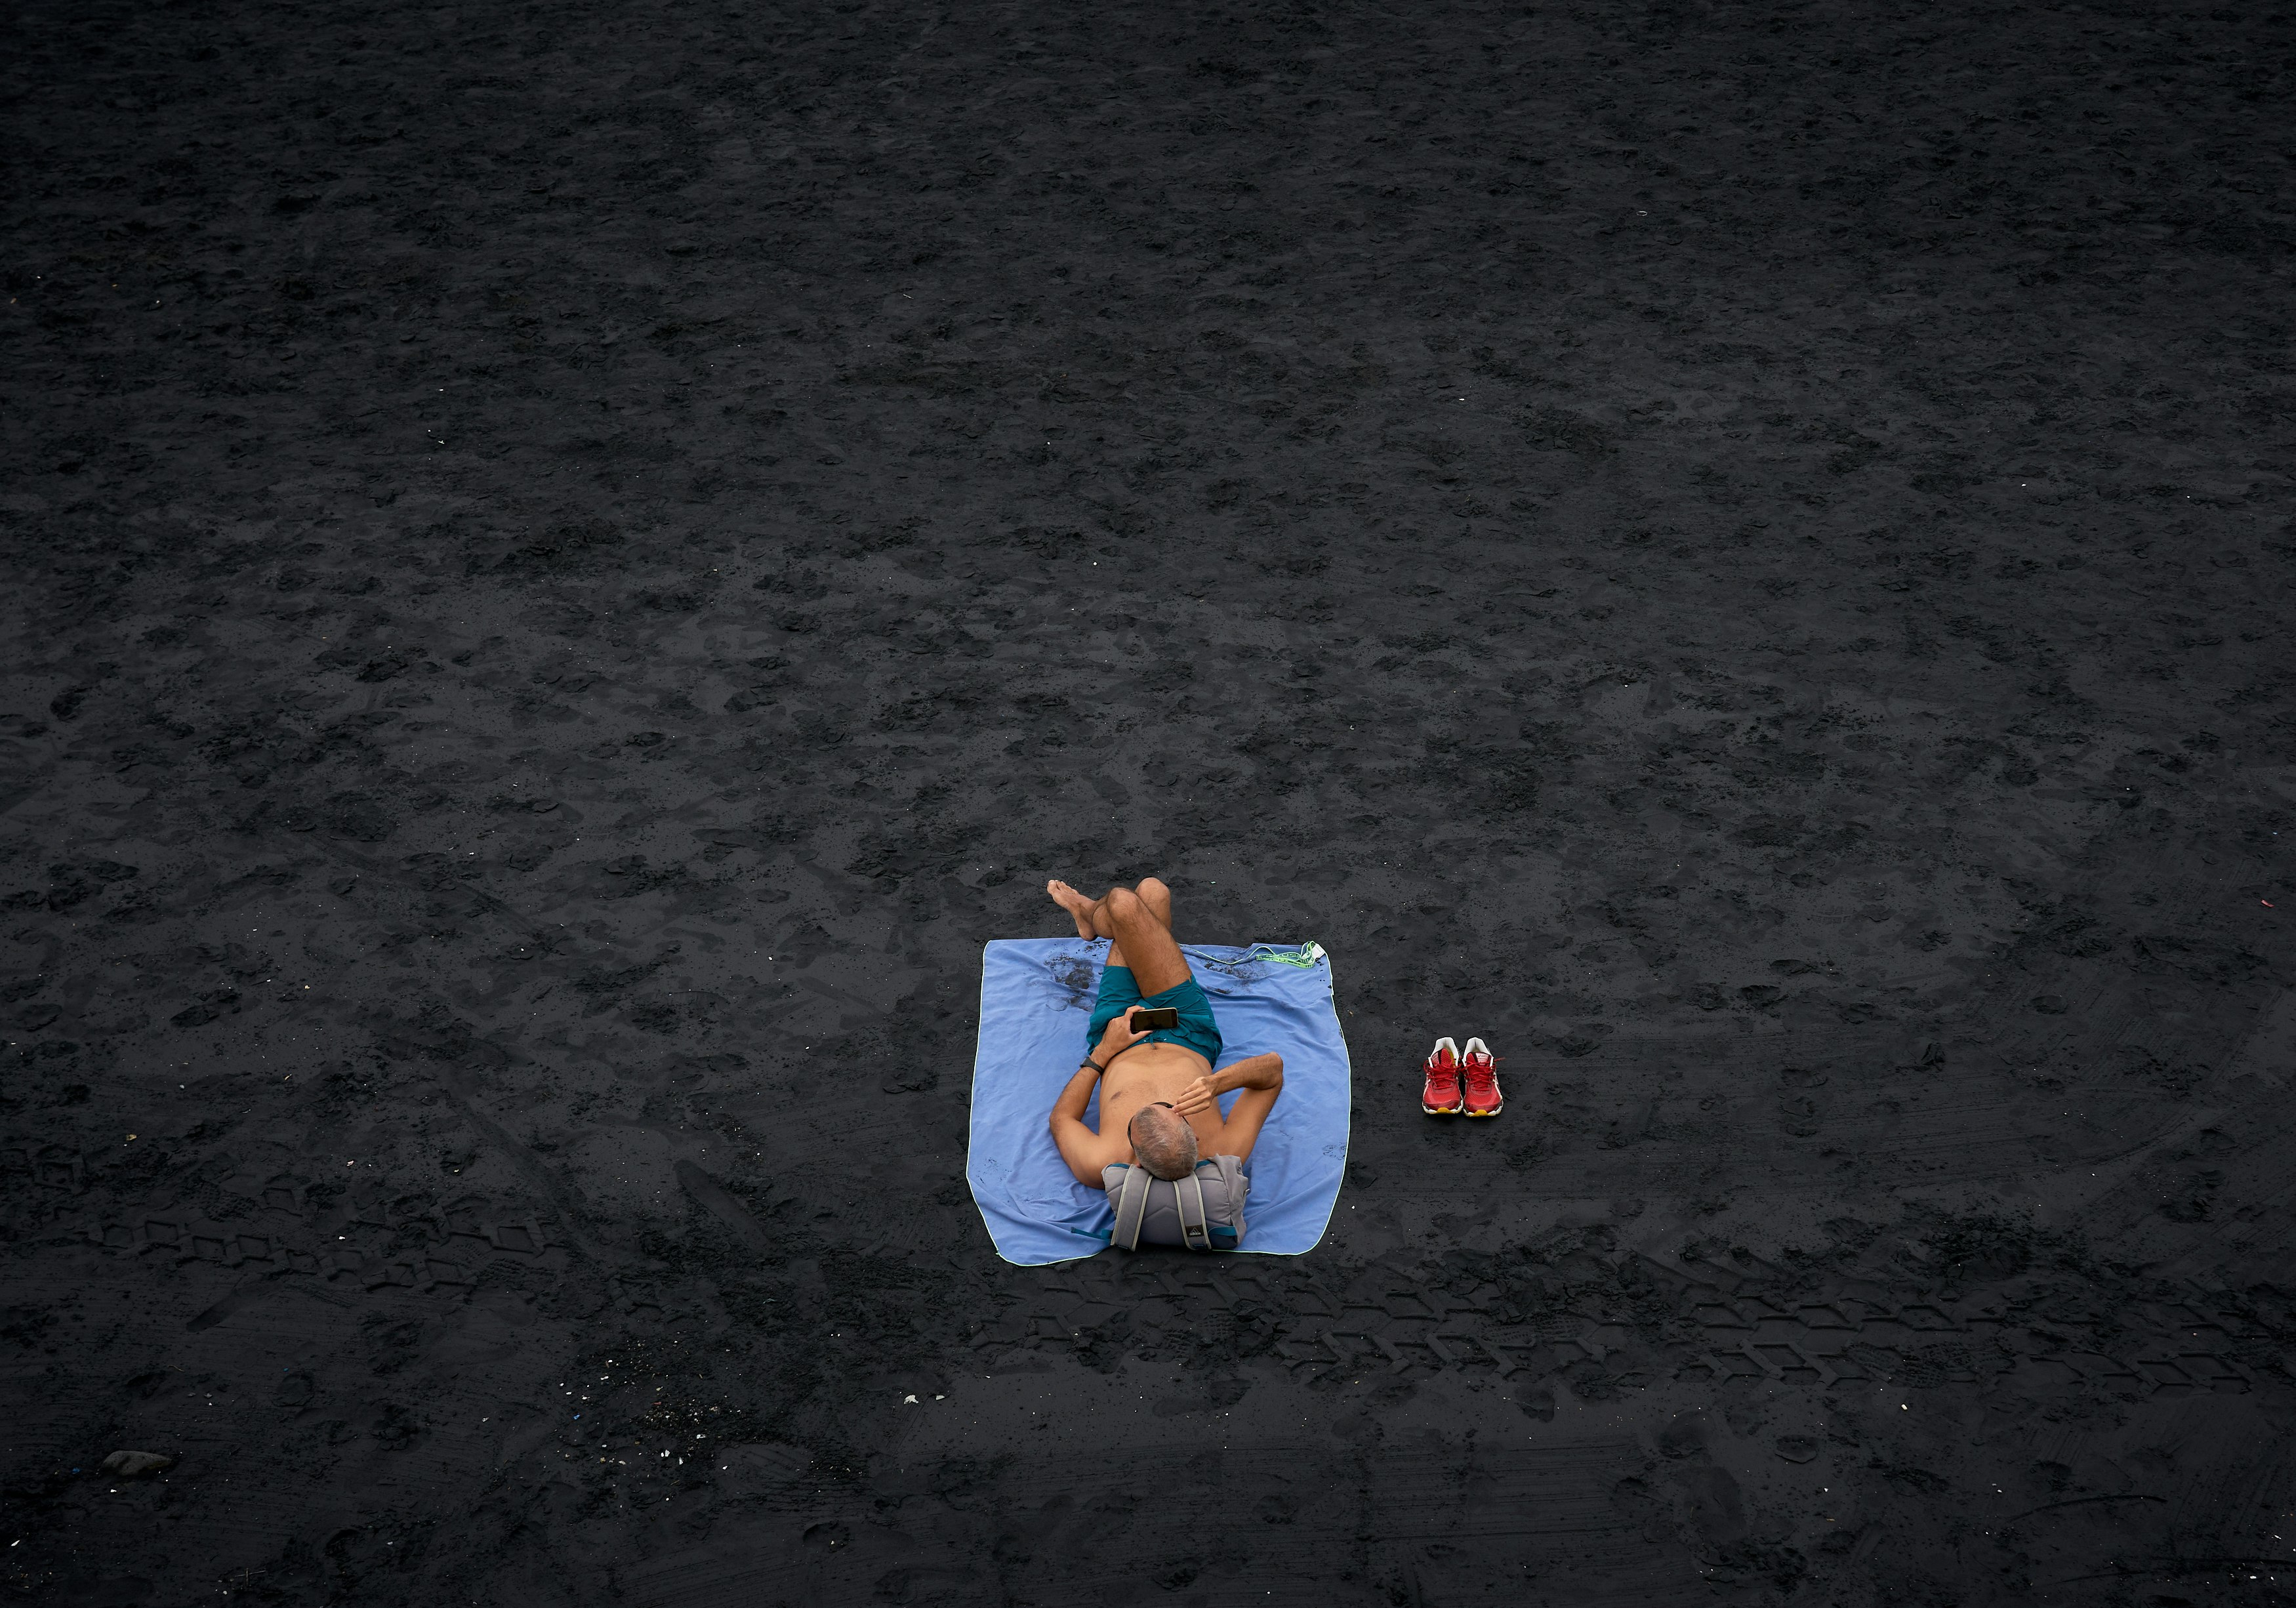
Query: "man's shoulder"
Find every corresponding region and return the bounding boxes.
[1083,1138,1127,1182]
[1057,1121,1126,1181]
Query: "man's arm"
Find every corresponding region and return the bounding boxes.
[1048,1014,1149,1186]
[1173,1052,1285,1162]
[1047,1063,1114,1185]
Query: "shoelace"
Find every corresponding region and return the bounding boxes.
[1463,1054,1498,1091]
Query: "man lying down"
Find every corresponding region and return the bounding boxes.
[1045,876,1286,1185]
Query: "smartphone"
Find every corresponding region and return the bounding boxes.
[1130,1006,1179,1032]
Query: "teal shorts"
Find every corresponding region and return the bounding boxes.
[1086,965,1223,1065]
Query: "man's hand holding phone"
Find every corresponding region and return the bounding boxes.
[1095,1011,1146,1063]
[1093,1006,1180,1071]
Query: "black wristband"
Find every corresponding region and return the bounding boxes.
[1081,1056,1105,1075]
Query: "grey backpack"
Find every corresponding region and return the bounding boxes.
[1101,1156,1249,1251]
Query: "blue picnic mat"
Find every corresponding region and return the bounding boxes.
[966,938,1351,1266]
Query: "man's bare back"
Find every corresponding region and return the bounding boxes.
[1044,876,1284,1187]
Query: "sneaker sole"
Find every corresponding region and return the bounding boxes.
[1422,1101,1462,1115]
[1462,1106,1502,1117]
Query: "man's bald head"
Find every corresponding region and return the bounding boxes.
[1128,1103,1199,1180]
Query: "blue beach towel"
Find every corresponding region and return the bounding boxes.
[966,939,1351,1266]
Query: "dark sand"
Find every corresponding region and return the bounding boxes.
[4,0,2292,1602]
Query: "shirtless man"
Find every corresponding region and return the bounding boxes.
[1044,876,1285,1185]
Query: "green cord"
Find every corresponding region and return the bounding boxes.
[1244,940,1326,968]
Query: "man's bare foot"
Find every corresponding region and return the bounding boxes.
[1047,879,1099,940]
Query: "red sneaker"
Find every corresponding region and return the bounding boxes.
[1422,1036,1463,1115]
[1461,1037,1503,1117]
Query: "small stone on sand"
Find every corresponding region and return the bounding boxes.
[102,1450,177,1477]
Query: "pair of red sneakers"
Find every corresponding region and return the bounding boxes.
[1421,1037,1502,1117]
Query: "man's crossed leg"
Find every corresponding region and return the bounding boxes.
[1048,876,1183,992]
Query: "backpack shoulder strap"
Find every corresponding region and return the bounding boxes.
[1174,1168,1212,1250]
[1107,1164,1154,1251]
[1212,1155,1246,1245]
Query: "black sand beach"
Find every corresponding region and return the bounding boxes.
[4,0,2292,1602]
